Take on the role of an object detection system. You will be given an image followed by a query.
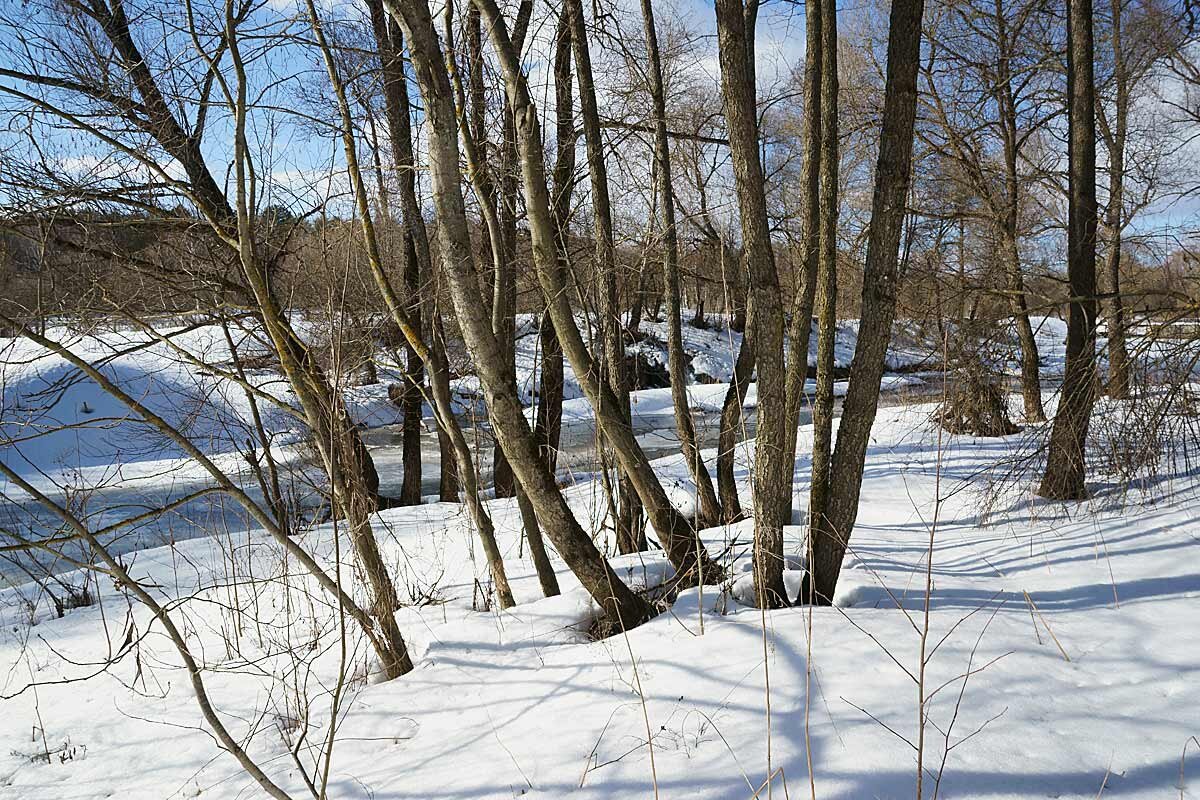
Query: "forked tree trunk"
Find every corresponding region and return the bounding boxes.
[638,0,723,529]
[310,0,518,609]
[466,0,721,585]
[1038,0,1099,500]
[390,0,654,625]
[805,0,926,605]
[715,0,790,607]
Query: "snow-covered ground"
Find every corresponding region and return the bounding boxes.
[1,396,1198,799]
[0,314,935,574]
[2,316,1199,799]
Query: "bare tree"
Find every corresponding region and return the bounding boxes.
[805,0,927,604]
[1038,0,1100,500]
[305,0,520,608]
[714,0,791,607]
[0,0,414,675]
[808,0,842,545]
[637,0,723,530]
[456,0,722,585]
[385,0,658,625]
[919,0,1058,422]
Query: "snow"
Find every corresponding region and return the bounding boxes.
[2,317,1198,799]
[1,395,1197,798]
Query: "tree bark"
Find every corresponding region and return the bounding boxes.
[310,0,517,609]
[717,296,755,522]
[489,0,533,501]
[805,0,926,605]
[466,0,721,585]
[367,0,428,504]
[638,0,723,529]
[432,308,461,501]
[715,0,790,607]
[1038,0,1099,500]
[994,0,1046,421]
[565,0,646,547]
[780,0,823,529]
[808,0,840,544]
[389,0,655,625]
[1102,0,1131,399]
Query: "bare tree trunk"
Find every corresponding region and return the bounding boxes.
[715,0,790,607]
[1038,0,1099,499]
[467,5,495,326]
[2,0,413,673]
[431,307,460,501]
[805,0,926,604]
[724,241,748,333]
[536,9,573,479]
[398,239,425,503]
[367,0,426,504]
[310,0,518,609]
[808,0,840,543]
[489,0,534,502]
[1102,0,1131,399]
[390,0,655,624]
[515,7,579,600]
[465,0,721,585]
[717,292,755,522]
[638,0,722,529]
[565,0,645,545]
[995,12,1046,422]
[781,0,823,528]
[226,10,414,671]
[1002,233,1046,421]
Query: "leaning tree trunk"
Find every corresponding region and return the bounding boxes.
[489,0,533,501]
[229,15,415,672]
[566,0,645,549]
[311,0,518,609]
[389,0,654,625]
[715,0,790,608]
[45,0,413,675]
[466,0,721,585]
[444,1,559,598]
[638,0,723,529]
[1038,0,1099,500]
[806,0,926,605]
